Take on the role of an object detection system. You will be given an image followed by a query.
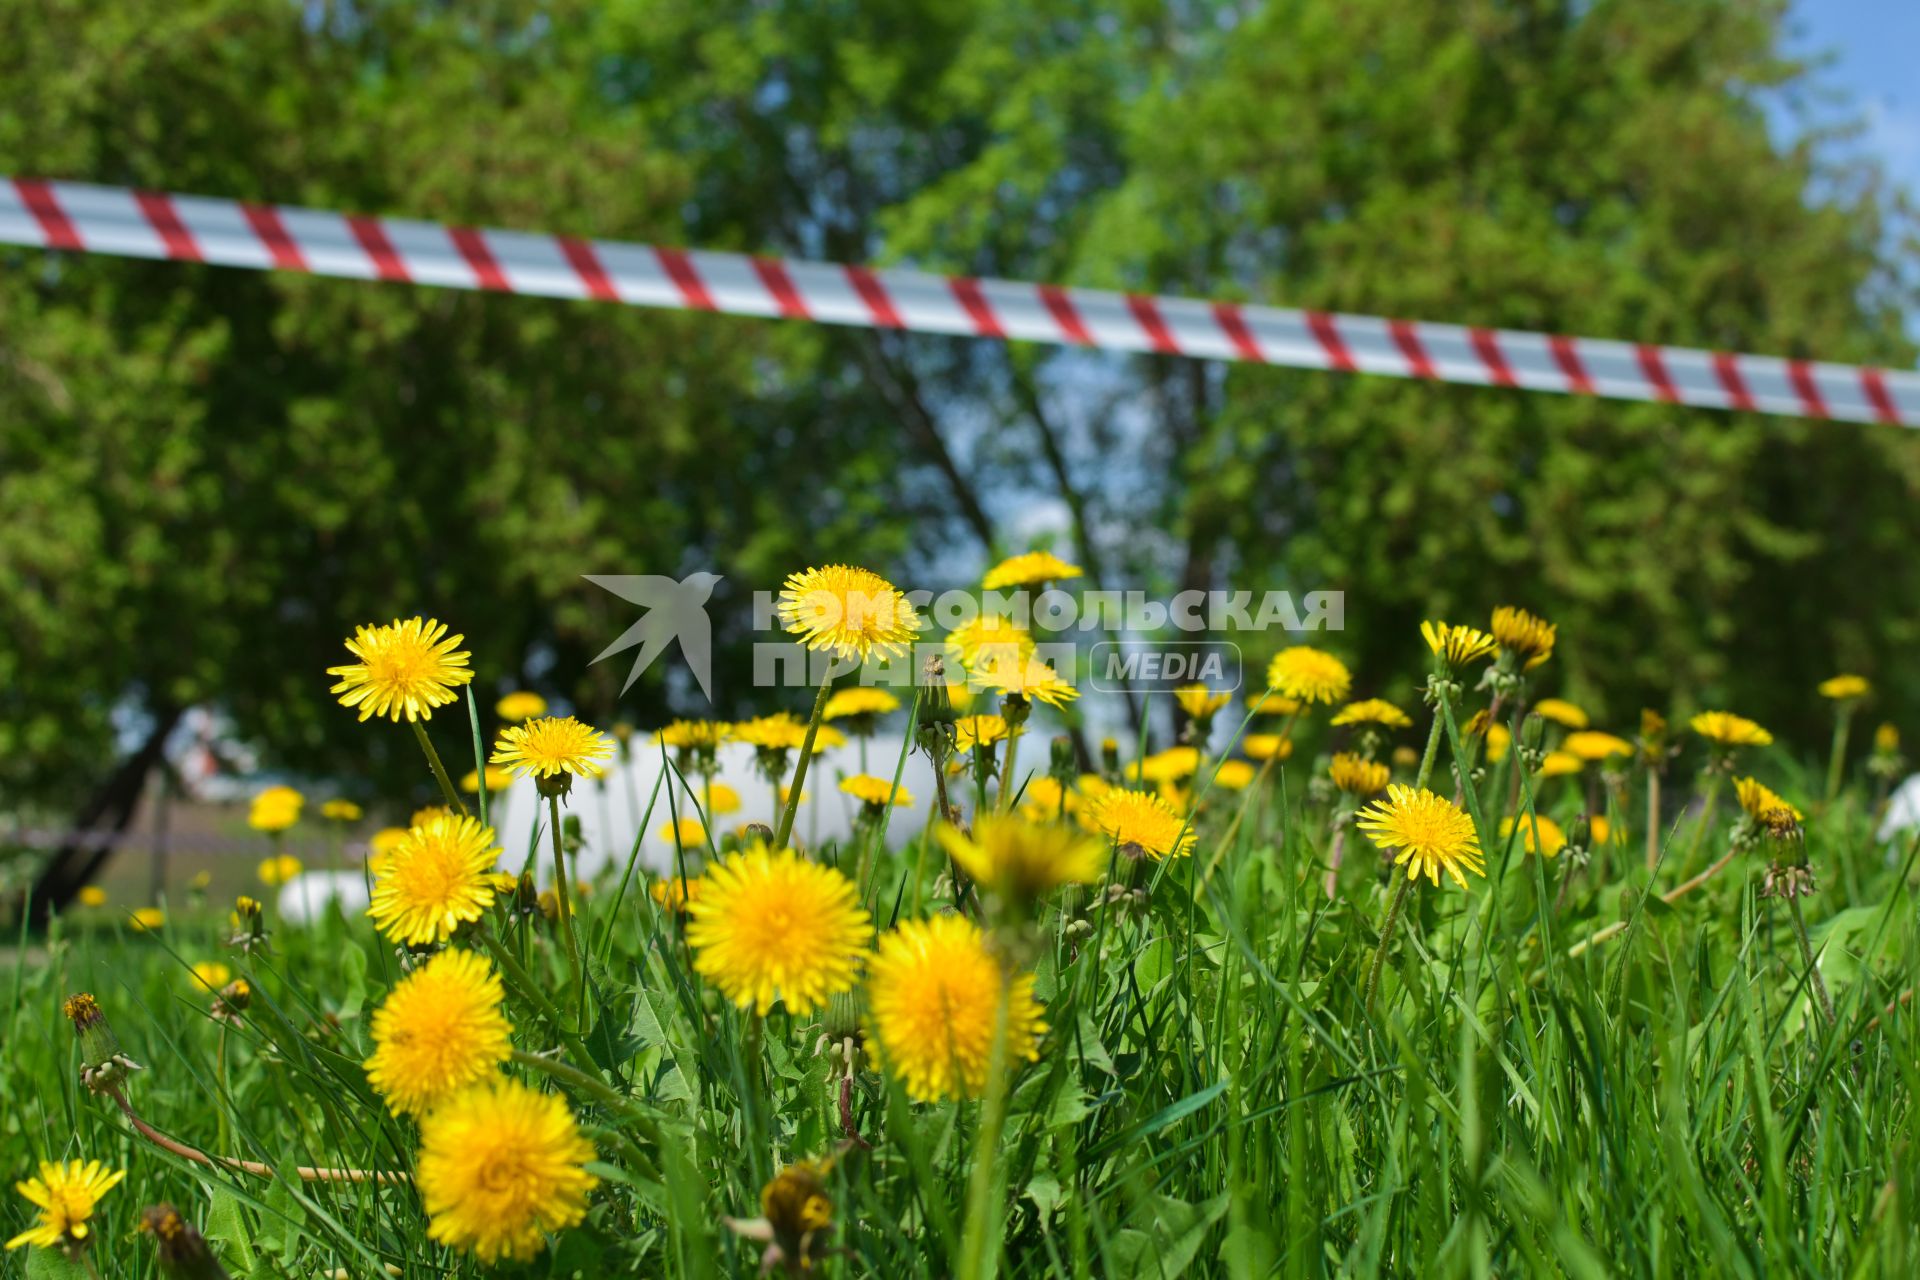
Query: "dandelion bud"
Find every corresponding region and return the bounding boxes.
[1520,713,1547,751]
[817,989,864,1045]
[64,993,143,1094]
[726,1160,838,1276]
[1565,815,1591,852]
[1100,737,1120,775]
[139,1204,233,1280]
[514,870,539,916]
[1050,735,1075,778]
[744,822,774,845]
[213,979,251,1020]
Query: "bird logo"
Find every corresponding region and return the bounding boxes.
[584,572,723,702]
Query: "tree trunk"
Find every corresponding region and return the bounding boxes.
[27,705,183,928]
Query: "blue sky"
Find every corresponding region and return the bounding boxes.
[1784,1,1920,195]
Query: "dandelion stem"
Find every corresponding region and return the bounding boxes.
[1825,707,1854,807]
[958,980,1015,1280]
[774,670,838,850]
[1323,817,1348,901]
[409,719,470,816]
[546,794,588,1025]
[1786,892,1836,1026]
[508,1049,663,1178]
[1412,704,1445,792]
[1564,842,1740,960]
[476,926,600,1076]
[103,1082,405,1184]
[1363,870,1416,1014]
[1645,771,1661,873]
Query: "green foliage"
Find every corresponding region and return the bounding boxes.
[2,0,1916,815]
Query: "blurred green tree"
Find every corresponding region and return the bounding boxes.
[2,0,1915,916]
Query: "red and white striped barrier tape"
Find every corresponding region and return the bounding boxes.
[5,177,1915,427]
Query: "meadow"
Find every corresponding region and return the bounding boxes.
[4,562,1917,1279]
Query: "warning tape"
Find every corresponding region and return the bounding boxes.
[4,177,1914,427]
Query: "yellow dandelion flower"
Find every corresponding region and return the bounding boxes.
[812,725,849,750]
[77,886,107,908]
[1690,711,1773,747]
[1092,788,1194,859]
[6,1160,125,1252]
[1017,776,1080,821]
[970,653,1080,707]
[1212,760,1257,790]
[188,962,232,993]
[1539,751,1584,777]
[1531,698,1589,729]
[1331,698,1413,730]
[363,949,512,1117]
[1490,606,1556,669]
[777,564,924,661]
[822,687,902,721]
[326,616,473,723]
[417,1077,598,1265]
[1818,674,1869,701]
[704,782,743,817]
[367,814,502,946]
[659,817,708,846]
[492,716,615,782]
[651,876,702,914]
[1174,684,1232,723]
[1243,734,1293,762]
[368,827,409,862]
[1590,815,1613,844]
[655,719,734,751]
[865,914,1046,1101]
[945,616,1037,672]
[936,816,1105,899]
[953,714,1012,752]
[839,775,914,808]
[1392,744,1420,768]
[256,854,303,887]
[461,765,516,794]
[1356,785,1485,888]
[410,805,454,829]
[686,846,870,1015]
[1329,753,1390,797]
[1266,647,1351,705]
[496,691,548,722]
[1256,694,1304,717]
[1483,722,1511,763]
[981,550,1082,591]
[1500,814,1567,857]
[734,713,811,752]
[247,785,303,833]
[1564,730,1633,761]
[1420,620,1497,670]
[1875,723,1900,753]
[320,798,363,822]
[1129,746,1200,785]
[1735,777,1803,823]
[129,907,165,932]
